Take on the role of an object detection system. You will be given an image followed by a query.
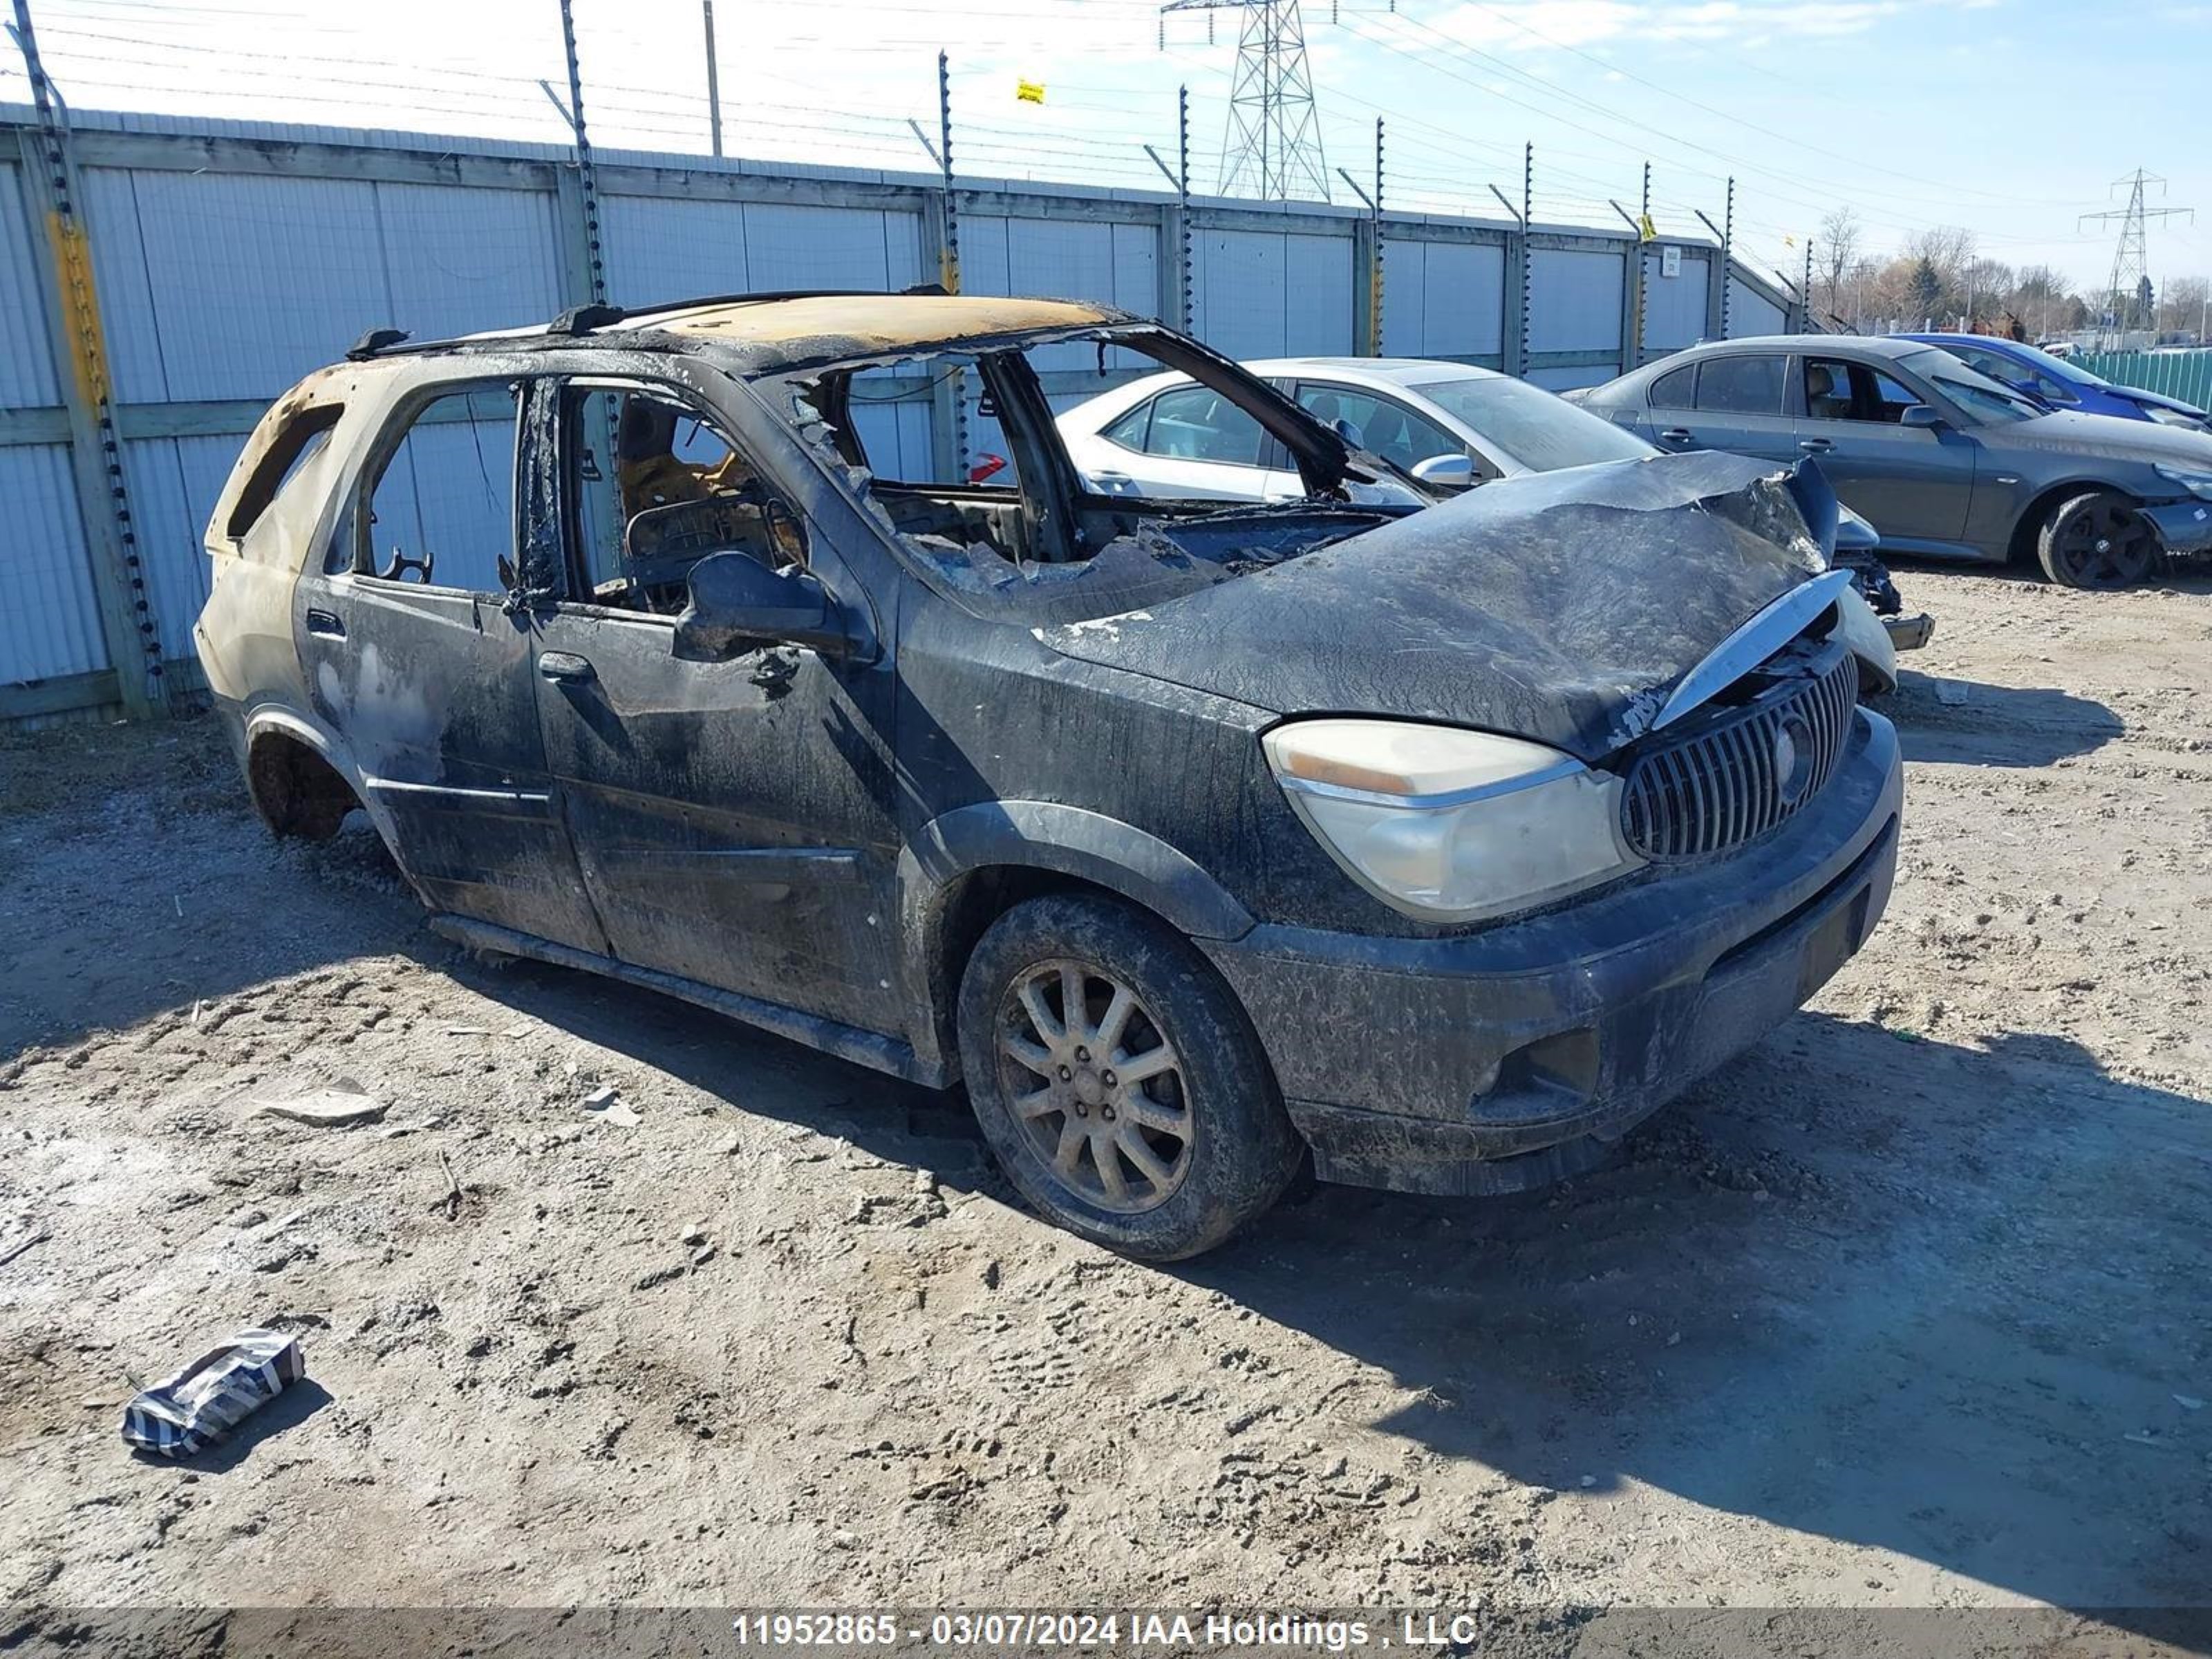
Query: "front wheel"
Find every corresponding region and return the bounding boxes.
[2036,490,2157,589]
[956,893,1301,1260]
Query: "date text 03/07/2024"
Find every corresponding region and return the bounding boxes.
[729,1611,1507,1651]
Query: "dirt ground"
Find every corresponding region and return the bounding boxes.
[1,565,2208,1650]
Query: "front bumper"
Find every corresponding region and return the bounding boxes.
[1202,710,1903,1197]
[2144,498,2212,559]
[1883,612,1934,652]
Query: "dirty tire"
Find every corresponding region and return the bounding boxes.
[2036,490,2157,590]
[957,893,1301,1261]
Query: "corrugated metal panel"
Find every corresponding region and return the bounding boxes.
[744,203,923,290]
[1283,233,1352,356]
[1525,363,1618,393]
[1192,227,1354,361]
[1382,240,1505,358]
[0,162,61,409]
[601,194,748,301]
[1641,250,1709,353]
[1727,276,1787,337]
[373,180,563,339]
[85,169,391,402]
[601,195,924,303]
[1528,247,1622,353]
[963,216,1157,370]
[122,434,247,662]
[0,444,108,684]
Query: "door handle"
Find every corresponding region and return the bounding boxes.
[1660,428,1695,444]
[305,607,345,638]
[1799,438,1835,453]
[538,652,596,684]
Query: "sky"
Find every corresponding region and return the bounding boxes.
[3,0,2206,293]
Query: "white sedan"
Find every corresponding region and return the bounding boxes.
[1056,356,1656,502]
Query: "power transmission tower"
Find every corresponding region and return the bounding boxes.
[1161,0,1330,202]
[2081,170,2192,333]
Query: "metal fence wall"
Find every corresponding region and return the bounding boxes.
[0,106,1803,722]
[2072,348,2212,411]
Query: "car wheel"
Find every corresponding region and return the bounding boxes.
[956,892,1302,1261]
[2036,491,2158,589]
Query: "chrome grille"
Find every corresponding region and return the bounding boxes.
[1620,643,1859,862]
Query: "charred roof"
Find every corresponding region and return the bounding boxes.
[352,291,1138,377]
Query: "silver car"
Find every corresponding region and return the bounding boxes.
[1058,357,1656,501]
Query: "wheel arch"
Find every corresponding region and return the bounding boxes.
[242,706,369,841]
[2007,478,2137,565]
[895,801,1257,1087]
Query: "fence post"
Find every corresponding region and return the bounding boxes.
[1508,143,1533,377]
[1721,177,1734,339]
[1152,85,1192,332]
[11,44,163,717]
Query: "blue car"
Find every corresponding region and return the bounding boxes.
[1904,334,2211,431]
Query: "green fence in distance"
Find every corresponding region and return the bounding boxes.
[2070,348,2212,411]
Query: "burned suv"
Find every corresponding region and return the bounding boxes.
[197,293,1902,1259]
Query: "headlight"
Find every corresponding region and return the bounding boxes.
[1262,720,1640,922]
[2154,463,2212,499]
[2146,406,2206,429]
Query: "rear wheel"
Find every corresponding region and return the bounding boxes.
[2036,490,2157,589]
[957,893,1300,1260]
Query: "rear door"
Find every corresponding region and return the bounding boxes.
[1793,352,1976,543]
[299,375,608,951]
[1646,351,1799,462]
[525,375,903,1035]
[1082,382,1300,501]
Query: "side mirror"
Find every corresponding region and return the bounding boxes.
[1900,404,1945,430]
[673,551,854,662]
[1329,416,1366,448]
[1411,452,1477,489]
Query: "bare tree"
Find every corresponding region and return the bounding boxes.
[1817,207,1862,323]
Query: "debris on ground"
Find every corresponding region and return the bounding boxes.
[119,1329,308,1458]
[254,1085,386,1129]
[580,1086,639,1128]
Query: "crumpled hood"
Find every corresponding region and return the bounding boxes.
[1040,450,1830,763]
[1999,409,2212,466]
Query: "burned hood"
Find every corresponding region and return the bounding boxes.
[1039,451,1830,762]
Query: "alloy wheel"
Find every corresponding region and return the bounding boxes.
[994,959,1193,1214]
[2052,498,2156,589]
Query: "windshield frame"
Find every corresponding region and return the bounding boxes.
[758,324,1433,626]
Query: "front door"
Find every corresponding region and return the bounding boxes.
[300,377,607,951]
[527,378,903,1035]
[1091,381,1302,501]
[1794,353,1977,543]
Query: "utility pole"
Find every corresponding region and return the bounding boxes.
[1160,0,1329,200]
[1801,237,1813,332]
[702,1,723,158]
[2081,169,2193,336]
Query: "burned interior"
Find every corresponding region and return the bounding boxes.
[753,323,1419,621]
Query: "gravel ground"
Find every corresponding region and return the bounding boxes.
[1,566,2208,1652]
